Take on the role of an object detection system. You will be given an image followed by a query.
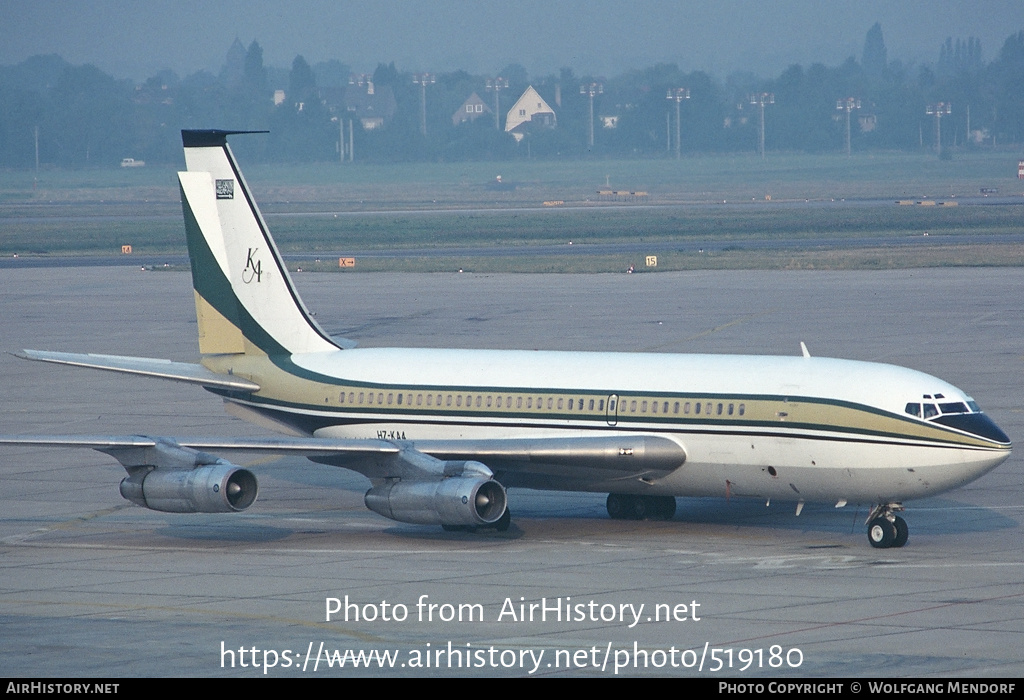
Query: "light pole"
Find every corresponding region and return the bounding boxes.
[345,108,356,162]
[749,92,774,158]
[413,73,435,136]
[486,77,509,131]
[346,74,374,162]
[334,116,343,163]
[666,88,689,160]
[580,82,603,148]
[836,97,860,157]
[926,102,951,156]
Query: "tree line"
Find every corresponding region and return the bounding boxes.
[1,24,1023,168]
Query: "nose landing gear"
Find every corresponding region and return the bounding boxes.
[867,503,908,548]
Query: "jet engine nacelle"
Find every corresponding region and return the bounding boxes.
[119,463,258,513]
[364,475,507,527]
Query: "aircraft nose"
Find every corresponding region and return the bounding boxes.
[967,414,1010,445]
[933,413,1011,446]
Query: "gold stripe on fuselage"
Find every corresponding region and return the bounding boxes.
[201,354,1005,451]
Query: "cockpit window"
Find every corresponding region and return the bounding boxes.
[909,396,982,421]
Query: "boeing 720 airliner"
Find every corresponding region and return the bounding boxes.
[2,130,1011,548]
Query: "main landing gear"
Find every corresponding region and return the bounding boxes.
[866,503,908,549]
[607,494,676,521]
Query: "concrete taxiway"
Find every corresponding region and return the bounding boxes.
[1,266,1021,677]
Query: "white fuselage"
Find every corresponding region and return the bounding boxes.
[215,347,1010,504]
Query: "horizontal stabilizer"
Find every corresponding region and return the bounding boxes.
[16,350,260,392]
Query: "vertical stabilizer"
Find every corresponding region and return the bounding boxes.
[178,130,339,357]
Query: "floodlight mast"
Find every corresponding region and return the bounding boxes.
[347,74,374,162]
[413,73,435,136]
[581,82,603,148]
[926,102,952,156]
[836,97,861,157]
[350,73,372,90]
[750,92,774,158]
[666,88,690,160]
[486,77,509,131]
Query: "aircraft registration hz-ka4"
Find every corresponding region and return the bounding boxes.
[2,130,1011,548]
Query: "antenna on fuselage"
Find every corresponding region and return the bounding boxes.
[800,342,811,358]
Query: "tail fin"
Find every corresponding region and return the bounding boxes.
[178,130,339,357]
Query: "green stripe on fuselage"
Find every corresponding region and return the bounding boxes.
[209,353,1005,451]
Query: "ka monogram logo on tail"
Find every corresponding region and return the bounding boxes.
[242,248,262,283]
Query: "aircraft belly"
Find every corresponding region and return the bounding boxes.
[655,434,1007,503]
[309,423,1008,504]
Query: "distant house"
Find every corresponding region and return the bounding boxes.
[453,92,491,125]
[344,81,397,130]
[318,86,346,114]
[505,86,556,140]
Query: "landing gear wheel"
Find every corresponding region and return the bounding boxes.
[607,494,676,521]
[630,497,648,520]
[607,494,628,520]
[892,515,909,548]
[868,516,896,548]
[865,503,907,549]
[494,508,511,532]
[649,496,676,521]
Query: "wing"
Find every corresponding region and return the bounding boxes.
[0,433,685,526]
[0,433,682,481]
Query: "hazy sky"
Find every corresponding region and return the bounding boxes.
[4,1,1023,81]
